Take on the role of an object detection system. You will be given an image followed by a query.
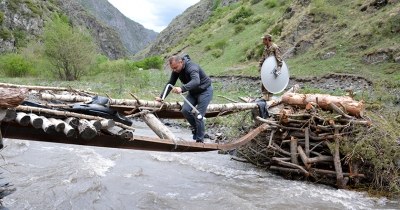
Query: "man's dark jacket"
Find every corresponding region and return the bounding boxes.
[160,55,211,98]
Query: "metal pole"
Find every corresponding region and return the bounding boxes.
[161,84,203,119]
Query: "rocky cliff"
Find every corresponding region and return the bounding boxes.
[75,0,158,55]
[134,0,240,60]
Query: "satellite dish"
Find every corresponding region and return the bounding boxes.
[260,56,290,94]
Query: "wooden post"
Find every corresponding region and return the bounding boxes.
[333,127,345,189]
[305,127,310,157]
[290,137,299,165]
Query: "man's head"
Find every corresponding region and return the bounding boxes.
[261,34,272,45]
[169,56,183,73]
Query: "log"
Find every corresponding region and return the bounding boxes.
[100,119,115,129]
[272,157,309,176]
[90,120,101,131]
[309,168,365,178]
[298,145,333,164]
[15,105,135,131]
[63,123,75,137]
[40,93,259,112]
[0,88,27,108]
[328,101,354,119]
[305,127,310,157]
[78,119,97,140]
[48,118,66,132]
[140,111,179,143]
[333,128,345,189]
[270,166,306,175]
[64,117,79,129]
[0,82,98,95]
[26,113,43,129]
[290,137,299,165]
[16,112,30,126]
[281,93,364,117]
[39,116,55,133]
[102,126,133,139]
[40,93,92,103]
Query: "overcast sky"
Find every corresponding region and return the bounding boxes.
[108,0,200,33]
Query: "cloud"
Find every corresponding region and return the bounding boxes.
[108,0,200,32]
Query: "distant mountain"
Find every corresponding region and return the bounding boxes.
[75,0,158,55]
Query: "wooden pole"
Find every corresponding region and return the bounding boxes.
[140,110,180,143]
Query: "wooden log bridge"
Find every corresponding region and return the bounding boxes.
[0,83,366,156]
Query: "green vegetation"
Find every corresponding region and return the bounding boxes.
[0,54,33,77]
[43,13,97,81]
[0,12,4,25]
[228,6,254,24]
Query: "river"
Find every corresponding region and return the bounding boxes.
[0,121,398,209]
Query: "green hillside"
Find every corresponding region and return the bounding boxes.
[155,0,400,81]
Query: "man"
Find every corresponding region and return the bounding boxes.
[258,34,283,101]
[155,55,213,143]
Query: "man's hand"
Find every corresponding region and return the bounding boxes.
[172,87,182,94]
[154,97,162,102]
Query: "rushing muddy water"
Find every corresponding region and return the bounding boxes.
[0,121,398,209]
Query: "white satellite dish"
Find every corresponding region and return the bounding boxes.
[260,56,290,94]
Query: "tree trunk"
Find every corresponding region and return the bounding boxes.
[0,88,27,108]
[281,93,364,117]
[140,111,179,142]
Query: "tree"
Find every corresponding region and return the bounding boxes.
[43,14,97,81]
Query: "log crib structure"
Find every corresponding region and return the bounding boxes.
[0,83,371,189]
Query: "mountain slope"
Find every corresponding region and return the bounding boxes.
[136,0,400,83]
[0,0,128,60]
[75,0,158,55]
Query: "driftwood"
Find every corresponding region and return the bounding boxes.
[0,88,27,108]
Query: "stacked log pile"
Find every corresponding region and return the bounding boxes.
[237,92,371,189]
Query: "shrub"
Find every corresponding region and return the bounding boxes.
[251,0,262,5]
[0,12,4,25]
[211,49,223,58]
[204,43,213,51]
[144,56,163,69]
[270,23,284,35]
[214,39,228,50]
[265,0,278,8]
[228,6,254,24]
[234,24,245,34]
[0,53,33,77]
